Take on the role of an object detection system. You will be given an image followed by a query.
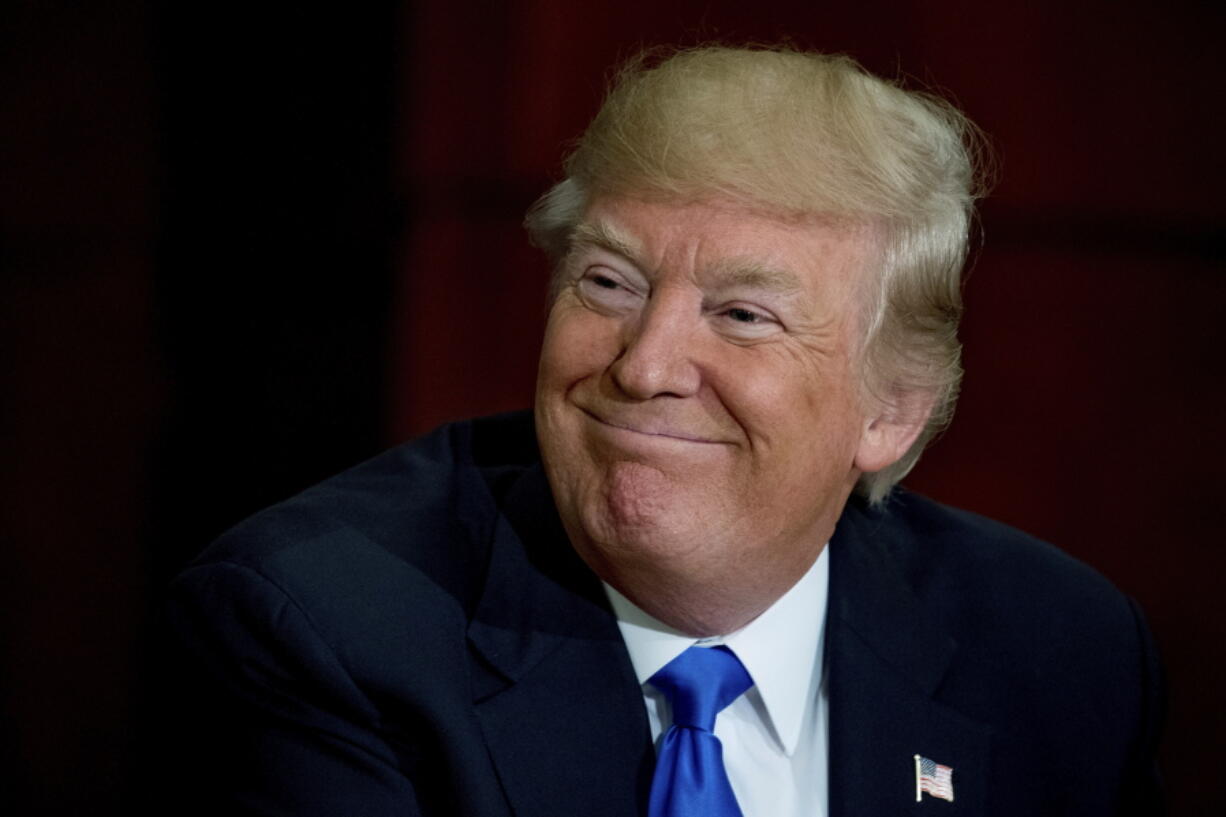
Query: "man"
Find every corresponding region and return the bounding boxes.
[169,47,1163,815]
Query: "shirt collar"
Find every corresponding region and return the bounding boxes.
[604,546,829,756]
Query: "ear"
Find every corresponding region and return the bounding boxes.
[853,388,937,474]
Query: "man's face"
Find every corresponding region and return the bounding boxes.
[535,196,889,629]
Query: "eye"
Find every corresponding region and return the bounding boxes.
[725,307,765,324]
[588,273,621,290]
[714,303,782,338]
[576,267,644,313]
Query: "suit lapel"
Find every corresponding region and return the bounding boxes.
[466,464,652,817]
[461,456,993,817]
[826,500,991,816]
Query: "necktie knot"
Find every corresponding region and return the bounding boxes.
[647,645,753,817]
[649,645,753,732]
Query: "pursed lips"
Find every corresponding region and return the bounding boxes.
[580,408,727,445]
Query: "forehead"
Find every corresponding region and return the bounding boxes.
[571,196,877,292]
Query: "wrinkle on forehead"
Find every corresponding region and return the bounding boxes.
[568,202,857,282]
[573,194,876,252]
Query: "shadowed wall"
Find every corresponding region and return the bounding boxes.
[2,1,1222,813]
[393,4,1226,814]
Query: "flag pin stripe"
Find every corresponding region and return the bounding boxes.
[914,754,955,803]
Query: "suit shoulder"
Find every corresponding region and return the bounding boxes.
[180,412,538,617]
[858,492,1163,811]
[857,490,1144,667]
[875,489,1125,605]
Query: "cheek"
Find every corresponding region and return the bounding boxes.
[718,353,864,464]
[538,305,620,390]
[709,351,823,429]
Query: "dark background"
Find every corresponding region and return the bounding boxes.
[3,1,1222,814]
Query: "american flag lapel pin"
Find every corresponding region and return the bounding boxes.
[914,754,955,803]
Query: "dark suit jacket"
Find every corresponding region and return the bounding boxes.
[167,412,1163,815]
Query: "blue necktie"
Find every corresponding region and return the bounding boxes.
[647,645,754,817]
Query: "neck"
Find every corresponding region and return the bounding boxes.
[591,545,824,637]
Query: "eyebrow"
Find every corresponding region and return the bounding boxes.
[567,218,806,298]
[568,220,642,262]
[706,260,805,296]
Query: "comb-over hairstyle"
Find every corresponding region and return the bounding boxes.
[526,45,989,504]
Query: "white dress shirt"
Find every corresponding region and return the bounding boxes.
[603,547,830,817]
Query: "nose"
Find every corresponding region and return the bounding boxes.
[608,291,702,399]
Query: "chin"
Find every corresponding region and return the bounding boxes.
[601,461,674,526]
[578,463,712,563]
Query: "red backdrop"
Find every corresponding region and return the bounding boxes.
[3,1,1221,813]
[390,2,1225,813]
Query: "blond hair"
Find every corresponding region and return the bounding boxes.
[526,46,989,504]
